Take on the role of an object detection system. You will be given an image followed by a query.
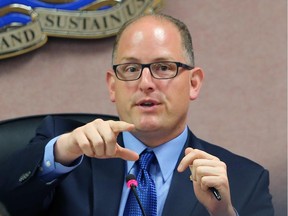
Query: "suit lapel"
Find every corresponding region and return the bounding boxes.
[162,129,203,216]
[89,130,207,215]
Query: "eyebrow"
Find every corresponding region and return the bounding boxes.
[120,57,139,63]
[119,57,176,63]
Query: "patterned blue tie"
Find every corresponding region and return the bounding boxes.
[124,151,157,216]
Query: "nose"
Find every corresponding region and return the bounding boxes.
[138,67,156,92]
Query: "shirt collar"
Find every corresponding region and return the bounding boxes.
[123,126,188,181]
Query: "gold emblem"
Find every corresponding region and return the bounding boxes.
[36,0,162,38]
[0,0,162,59]
[0,4,47,60]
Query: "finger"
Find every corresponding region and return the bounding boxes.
[193,159,226,175]
[108,120,135,134]
[83,122,110,157]
[185,147,194,155]
[200,176,211,191]
[193,158,223,168]
[189,164,207,183]
[97,120,135,156]
[190,159,227,185]
[194,166,219,183]
[114,144,139,161]
[74,129,96,157]
[201,175,227,190]
[178,148,219,172]
[96,121,118,157]
[88,130,106,157]
[87,119,134,157]
[191,160,223,182]
[189,165,197,181]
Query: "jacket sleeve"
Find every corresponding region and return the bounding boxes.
[0,116,83,216]
[238,169,274,216]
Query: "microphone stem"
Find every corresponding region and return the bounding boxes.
[131,185,147,216]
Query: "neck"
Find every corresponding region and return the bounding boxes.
[132,125,186,147]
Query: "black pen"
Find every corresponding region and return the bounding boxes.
[209,187,221,201]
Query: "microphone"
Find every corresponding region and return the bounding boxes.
[126,174,147,216]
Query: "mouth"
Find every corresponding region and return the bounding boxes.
[136,99,160,108]
[140,102,156,107]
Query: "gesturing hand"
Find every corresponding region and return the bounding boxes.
[54,119,139,165]
[177,147,236,216]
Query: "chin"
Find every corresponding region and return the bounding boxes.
[136,125,159,132]
[134,119,162,132]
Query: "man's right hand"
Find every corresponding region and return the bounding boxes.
[54,119,139,165]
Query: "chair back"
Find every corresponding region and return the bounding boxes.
[0,113,118,163]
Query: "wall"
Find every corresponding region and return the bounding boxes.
[0,0,286,215]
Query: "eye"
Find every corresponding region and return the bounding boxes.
[123,64,140,73]
[126,66,137,73]
[153,63,173,72]
[160,65,169,71]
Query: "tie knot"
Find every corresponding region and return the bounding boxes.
[138,151,155,171]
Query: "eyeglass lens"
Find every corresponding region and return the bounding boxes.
[116,62,178,80]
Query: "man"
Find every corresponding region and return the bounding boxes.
[0,13,273,216]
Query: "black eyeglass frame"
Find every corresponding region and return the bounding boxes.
[112,61,194,81]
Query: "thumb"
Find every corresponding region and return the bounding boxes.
[115,144,139,161]
[185,147,194,155]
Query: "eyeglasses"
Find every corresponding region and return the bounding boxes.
[112,61,194,81]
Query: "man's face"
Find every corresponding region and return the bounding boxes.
[107,17,203,144]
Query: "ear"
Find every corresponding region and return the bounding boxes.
[189,67,204,100]
[106,70,116,102]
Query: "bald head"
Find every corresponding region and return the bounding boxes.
[112,13,194,66]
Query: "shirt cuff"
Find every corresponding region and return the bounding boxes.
[38,136,83,182]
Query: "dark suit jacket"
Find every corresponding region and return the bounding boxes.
[0,116,274,216]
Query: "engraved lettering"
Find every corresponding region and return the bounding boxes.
[11,32,22,45]
[0,37,10,50]
[45,15,54,28]
[69,17,78,29]
[24,29,35,42]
